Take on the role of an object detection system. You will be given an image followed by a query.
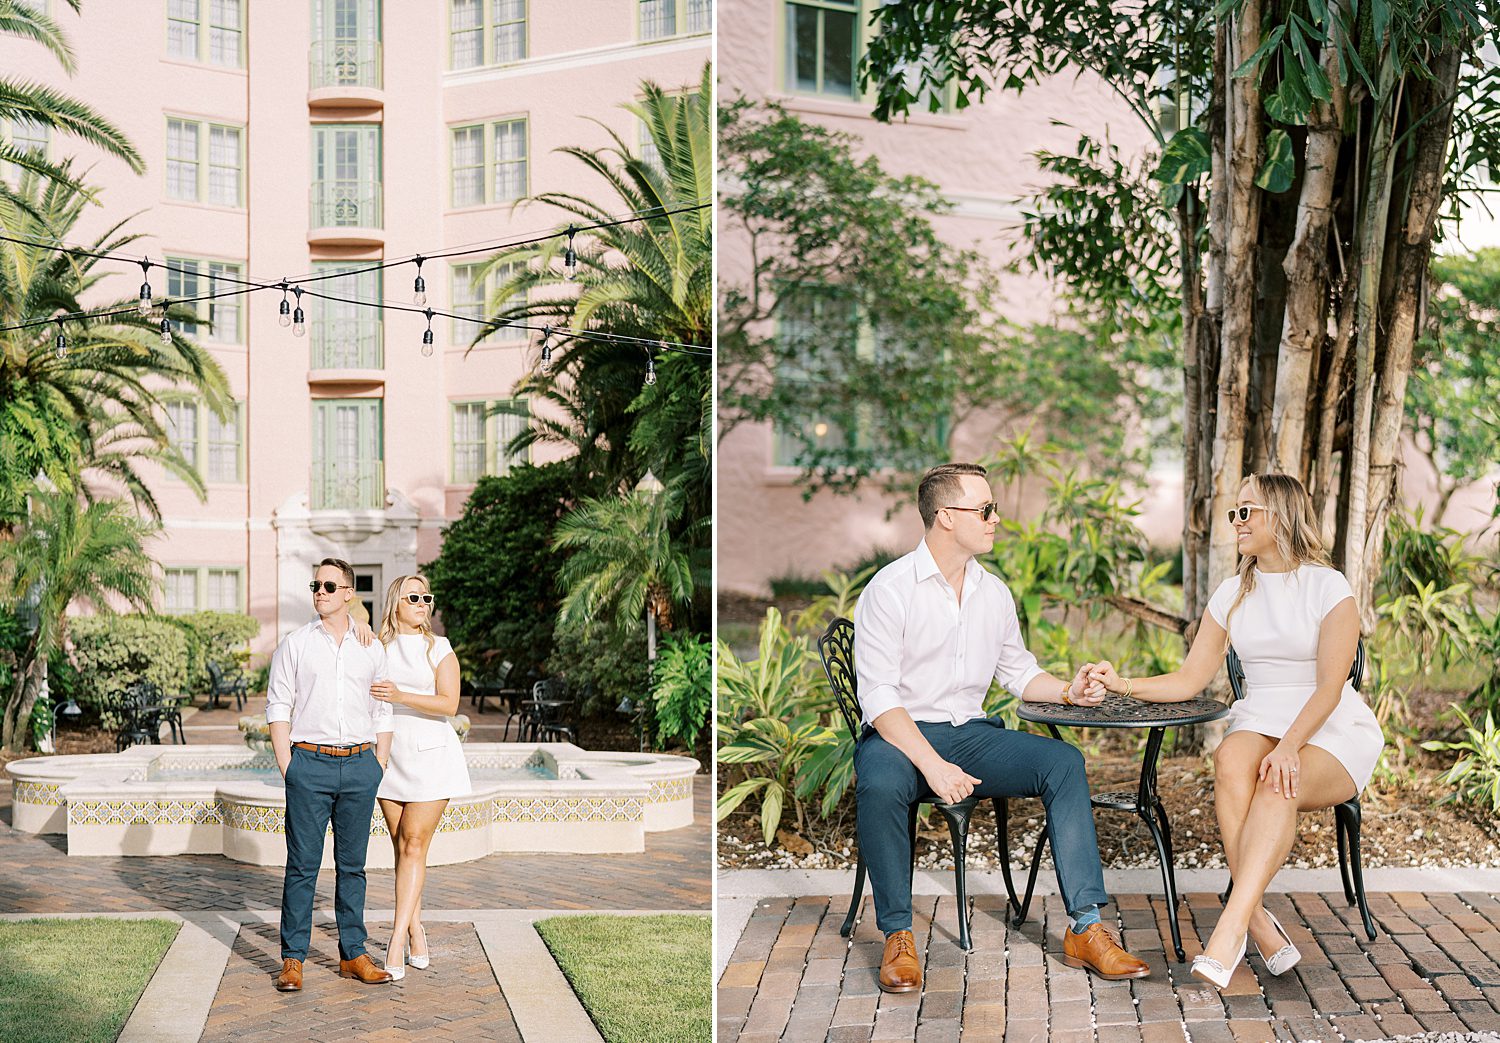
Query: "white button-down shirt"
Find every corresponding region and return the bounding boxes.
[265,618,393,744]
[853,540,1046,726]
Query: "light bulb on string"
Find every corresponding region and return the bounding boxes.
[158,301,172,345]
[53,319,67,359]
[137,259,153,315]
[413,256,427,306]
[291,286,306,337]
[421,309,434,357]
[539,325,553,374]
[278,282,292,327]
[645,354,657,387]
[563,227,578,281]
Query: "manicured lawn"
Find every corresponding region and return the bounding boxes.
[0,918,180,1043]
[535,913,710,1043]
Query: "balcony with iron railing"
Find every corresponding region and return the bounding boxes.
[308,38,383,107]
[310,458,384,511]
[308,179,383,246]
[308,316,384,386]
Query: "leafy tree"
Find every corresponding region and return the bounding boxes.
[0,0,142,209]
[0,166,231,530]
[1409,249,1500,525]
[864,0,1500,629]
[0,489,157,752]
[424,462,574,679]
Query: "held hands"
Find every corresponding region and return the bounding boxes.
[1259,741,1300,800]
[921,759,983,805]
[370,680,404,707]
[1069,663,1107,706]
[1087,660,1125,697]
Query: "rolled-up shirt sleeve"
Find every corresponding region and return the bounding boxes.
[264,636,296,724]
[852,582,907,724]
[370,642,394,733]
[992,584,1045,696]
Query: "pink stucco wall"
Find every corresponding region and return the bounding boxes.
[2,1,709,657]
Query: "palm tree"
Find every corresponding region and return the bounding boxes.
[471,63,711,497]
[0,165,231,530]
[0,0,143,206]
[551,486,708,648]
[1,488,158,751]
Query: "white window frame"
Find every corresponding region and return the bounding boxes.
[449,117,528,209]
[165,396,245,484]
[165,116,244,207]
[166,0,246,69]
[450,398,530,484]
[162,565,245,614]
[450,261,526,344]
[783,0,861,100]
[640,0,712,40]
[165,256,244,344]
[448,0,528,70]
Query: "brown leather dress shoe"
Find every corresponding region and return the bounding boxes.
[274,958,303,992]
[339,952,393,984]
[1061,923,1150,980]
[879,929,922,993]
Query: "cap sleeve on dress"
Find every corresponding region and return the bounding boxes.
[1206,575,1239,628]
[433,635,454,663]
[1315,567,1355,618]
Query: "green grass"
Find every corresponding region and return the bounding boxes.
[0,918,180,1043]
[535,913,710,1043]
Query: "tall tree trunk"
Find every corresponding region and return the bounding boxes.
[1359,43,1463,626]
[1209,0,1265,588]
[1343,48,1400,617]
[2,631,42,753]
[1271,2,1346,474]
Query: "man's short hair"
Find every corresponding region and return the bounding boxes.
[917,463,988,529]
[314,557,355,588]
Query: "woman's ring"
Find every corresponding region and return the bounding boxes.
[1290,768,1298,774]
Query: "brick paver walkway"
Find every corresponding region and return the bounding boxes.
[202,920,521,1042]
[718,889,1500,1042]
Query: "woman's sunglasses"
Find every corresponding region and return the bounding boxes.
[308,580,350,594]
[1227,504,1270,525]
[403,593,435,606]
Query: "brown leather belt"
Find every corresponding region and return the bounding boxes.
[293,741,372,757]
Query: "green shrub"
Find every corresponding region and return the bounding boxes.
[1423,705,1500,811]
[67,616,189,727]
[651,631,710,749]
[168,611,259,693]
[548,615,652,728]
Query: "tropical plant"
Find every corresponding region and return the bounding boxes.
[0,166,231,529]
[0,0,142,209]
[0,489,158,751]
[651,630,710,750]
[1423,706,1500,812]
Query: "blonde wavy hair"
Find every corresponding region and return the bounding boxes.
[1222,473,1333,648]
[378,574,437,670]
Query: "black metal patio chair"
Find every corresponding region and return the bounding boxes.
[1223,638,1376,940]
[207,660,248,712]
[817,617,1050,951]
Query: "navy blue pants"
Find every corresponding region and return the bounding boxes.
[280,745,383,962]
[854,718,1109,933]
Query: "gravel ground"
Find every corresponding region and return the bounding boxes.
[718,748,1500,873]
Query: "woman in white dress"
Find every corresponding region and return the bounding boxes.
[1086,474,1381,988]
[371,573,472,980]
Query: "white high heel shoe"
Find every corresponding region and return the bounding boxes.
[384,948,406,982]
[408,924,430,970]
[1190,934,1247,990]
[1254,909,1301,976]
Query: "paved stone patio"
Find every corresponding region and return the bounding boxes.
[0,700,711,1041]
[718,889,1500,1042]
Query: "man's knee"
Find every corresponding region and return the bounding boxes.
[855,742,918,807]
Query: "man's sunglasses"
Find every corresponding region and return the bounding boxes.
[308,580,352,594]
[944,501,1000,522]
[403,593,435,606]
[1226,504,1270,525]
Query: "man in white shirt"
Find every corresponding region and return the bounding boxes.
[853,463,1148,992]
[268,557,394,991]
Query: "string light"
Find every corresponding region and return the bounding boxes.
[563,227,578,282]
[136,259,153,315]
[539,325,553,374]
[645,354,657,387]
[421,309,434,356]
[412,256,427,305]
[159,301,172,344]
[278,282,292,327]
[53,319,66,358]
[291,286,306,338]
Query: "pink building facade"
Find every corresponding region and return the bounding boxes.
[1,0,710,654]
[717,0,1498,597]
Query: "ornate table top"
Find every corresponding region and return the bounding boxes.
[1016,695,1229,729]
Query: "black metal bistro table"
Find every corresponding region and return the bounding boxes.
[1016,695,1229,962]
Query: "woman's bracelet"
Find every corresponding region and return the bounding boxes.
[1123,676,1135,698]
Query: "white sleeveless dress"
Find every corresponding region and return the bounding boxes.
[376,634,472,802]
[1209,565,1383,790]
